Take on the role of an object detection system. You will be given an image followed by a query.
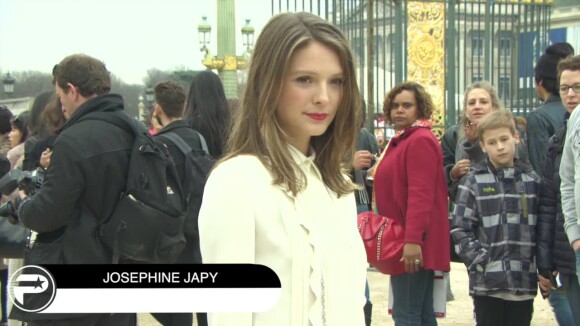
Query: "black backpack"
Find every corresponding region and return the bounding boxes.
[79,112,188,264]
[158,131,215,261]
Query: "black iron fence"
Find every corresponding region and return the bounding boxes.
[271,0,552,138]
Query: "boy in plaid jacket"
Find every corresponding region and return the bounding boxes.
[451,110,541,326]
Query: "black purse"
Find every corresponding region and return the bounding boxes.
[0,218,28,258]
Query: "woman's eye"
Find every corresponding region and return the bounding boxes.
[330,78,344,86]
[296,76,312,84]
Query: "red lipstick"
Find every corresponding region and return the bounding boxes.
[306,113,328,121]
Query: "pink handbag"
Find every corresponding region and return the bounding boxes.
[357,211,405,275]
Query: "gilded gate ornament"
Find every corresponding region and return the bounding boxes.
[407,1,446,140]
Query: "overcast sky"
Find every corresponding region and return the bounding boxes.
[0,0,272,85]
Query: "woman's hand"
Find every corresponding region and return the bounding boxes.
[40,148,52,169]
[573,240,580,252]
[353,150,373,170]
[401,243,423,273]
[464,122,479,143]
[450,159,471,181]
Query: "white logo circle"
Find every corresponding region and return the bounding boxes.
[9,265,57,312]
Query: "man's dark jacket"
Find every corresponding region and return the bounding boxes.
[14,94,134,324]
[155,120,203,264]
[527,96,566,173]
[537,112,577,281]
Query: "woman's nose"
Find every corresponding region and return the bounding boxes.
[313,84,329,105]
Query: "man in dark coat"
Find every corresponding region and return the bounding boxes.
[537,54,580,325]
[150,80,207,326]
[527,42,574,172]
[15,54,135,325]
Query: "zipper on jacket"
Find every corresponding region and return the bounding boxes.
[521,193,528,218]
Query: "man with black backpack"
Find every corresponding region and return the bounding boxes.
[151,80,212,326]
[15,54,136,325]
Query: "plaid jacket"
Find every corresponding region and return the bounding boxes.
[451,159,540,297]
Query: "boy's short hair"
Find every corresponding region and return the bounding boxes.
[477,110,516,141]
[154,81,186,118]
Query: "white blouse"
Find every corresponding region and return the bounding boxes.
[199,147,367,326]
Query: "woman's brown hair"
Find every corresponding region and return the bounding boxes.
[220,12,361,196]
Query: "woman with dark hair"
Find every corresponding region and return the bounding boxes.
[183,70,230,158]
[3,111,29,326]
[0,106,13,155]
[22,91,65,171]
[372,82,449,325]
[28,91,53,137]
[7,112,29,168]
[23,95,65,171]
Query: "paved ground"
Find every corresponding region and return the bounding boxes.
[365,262,555,326]
[137,262,557,325]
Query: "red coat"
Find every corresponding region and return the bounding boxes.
[374,126,450,272]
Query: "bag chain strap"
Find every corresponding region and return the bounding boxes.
[371,140,391,214]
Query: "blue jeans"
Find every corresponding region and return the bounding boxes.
[365,279,371,303]
[548,286,575,326]
[357,203,370,215]
[576,249,580,288]
[568,250,580,325]
[390,269,437,326]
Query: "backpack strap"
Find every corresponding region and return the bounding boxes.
[78,111,165,160]
[78,111,140,135]
[160,132,193,154]
[158,131,209,205]
[160,131,210,156]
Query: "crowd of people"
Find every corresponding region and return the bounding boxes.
[0,10,578,326]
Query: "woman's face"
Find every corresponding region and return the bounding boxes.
[465,88,494,123]
[8,125,22,148]
[276,41,343,154]
[389,90,419,131]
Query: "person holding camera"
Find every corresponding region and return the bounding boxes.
[0,105,12,326]
[13,54,136,326]
[0,111,29,326]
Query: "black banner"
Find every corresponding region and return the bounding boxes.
[36,264,280,289]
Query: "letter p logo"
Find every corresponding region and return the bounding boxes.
[9,265,56,312]
[13,274,50,303]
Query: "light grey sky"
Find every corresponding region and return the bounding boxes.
[0,0,272,85]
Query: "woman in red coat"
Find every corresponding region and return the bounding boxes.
[373,82,450,325]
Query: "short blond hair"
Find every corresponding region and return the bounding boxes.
[477,109,516,141]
